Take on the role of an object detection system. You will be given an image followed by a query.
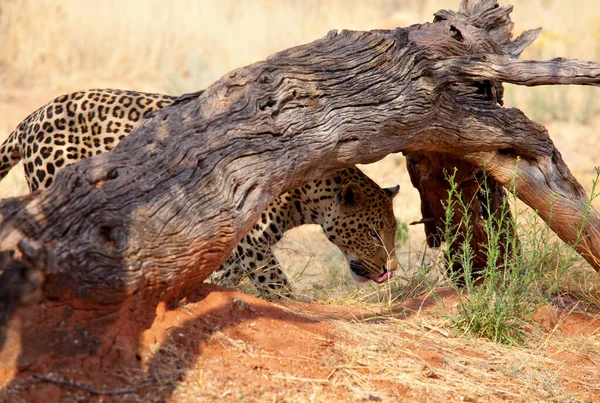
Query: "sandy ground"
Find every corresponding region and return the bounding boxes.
[0,285,598,402]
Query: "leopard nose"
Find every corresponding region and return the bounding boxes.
[387,259,398,272]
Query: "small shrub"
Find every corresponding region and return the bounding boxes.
[440,165,600,345]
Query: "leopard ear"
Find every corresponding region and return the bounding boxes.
[336,182,365,211]
[384,185,400,198]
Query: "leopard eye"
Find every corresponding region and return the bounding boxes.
[370,230,381,242]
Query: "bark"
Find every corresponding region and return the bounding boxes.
[406,152,513,278]
[435,55,600,87]
[1,0,600,341]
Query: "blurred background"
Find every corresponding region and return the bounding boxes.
[0,0,598,294]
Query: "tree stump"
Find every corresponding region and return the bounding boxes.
[406,152,514,279]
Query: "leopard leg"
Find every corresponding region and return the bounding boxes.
[250,264,292,301]
[209,242,292,300]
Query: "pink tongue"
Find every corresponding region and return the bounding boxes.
[370,271,394,284]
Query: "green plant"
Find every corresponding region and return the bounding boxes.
[395,218,409,246]
[439,165,600,346]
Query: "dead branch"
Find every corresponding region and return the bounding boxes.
[435,55,600,87]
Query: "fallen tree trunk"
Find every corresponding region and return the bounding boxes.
[1,0,600,361]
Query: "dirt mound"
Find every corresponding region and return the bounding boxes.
[0,285,598,402]
[0,285,367,402]
[0,285,452,402]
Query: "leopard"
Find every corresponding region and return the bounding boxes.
[0,89,400,298]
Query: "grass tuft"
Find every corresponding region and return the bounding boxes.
[439,165,600,345]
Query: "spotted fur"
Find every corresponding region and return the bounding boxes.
[0,89,176,191]
[0,89,400,298]
[209,167,400,297]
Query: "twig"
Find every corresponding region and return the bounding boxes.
[272,374,330,384]
[33,374,156,396]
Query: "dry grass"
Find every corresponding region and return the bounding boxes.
[149,303,599,402]
[0,0,426,93]
[327,315,600,402]
[1,0,599,114]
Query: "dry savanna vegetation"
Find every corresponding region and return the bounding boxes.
[0,0,599,402]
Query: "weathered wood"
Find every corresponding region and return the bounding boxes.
[435,55,600,87]
[1,0,600,334]
[406,152,514,279]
